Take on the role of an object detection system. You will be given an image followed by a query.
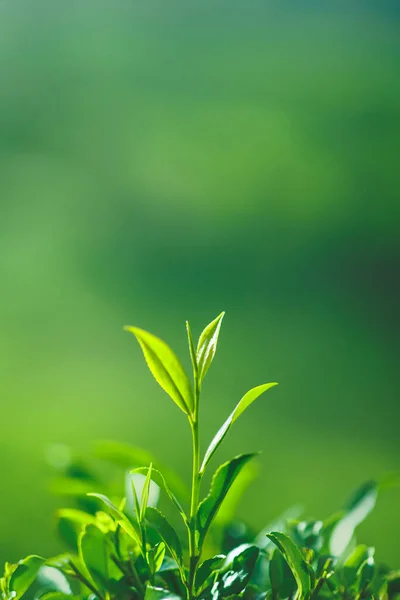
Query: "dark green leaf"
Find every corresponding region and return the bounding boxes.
[145,507,183,569]
[196,555,226,591]
[219,545,260,597]
[198,454,257,543]
[266,532,313,599]
[201,384,277,472]
[9,555,44,600]
[342,545,371,588]
[196,312,225,386]
[124,326,193,415]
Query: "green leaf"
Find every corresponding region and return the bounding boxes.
[124,326,193,415]
[329,482,378,557]
[219,545,260,597]
[88,493,141,545]
[131,466,187,524]
[147,542,166,574]
[145,585,182,600]
[196,312,225,386]
[201,383,277,472]
[9,555,44,600]
[357,555,375,591]
[145,507,183,569]
[342,545,375,590]
[196,555,226,592]
[198,454,257,543]
[266,532,313,599]
[79,525,109,593]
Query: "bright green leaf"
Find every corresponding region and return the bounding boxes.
[196,312,225,386]
[266,532,313,599]
[124,326,193,415]
[201,383,277,472]
[148,542,166,574]
[198,454,257,543]
[9,555,44,600]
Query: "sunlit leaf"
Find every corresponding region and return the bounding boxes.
[125,326,194,415]
[9,555,44,600]
[266,532,313,599]
[148,542,166,574]
[198,454,257,543]
[196,312,225,386]
[201,383,277,472]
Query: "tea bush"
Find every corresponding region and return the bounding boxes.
[2,314,399,600]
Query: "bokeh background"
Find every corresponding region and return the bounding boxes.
[0,0,399,565]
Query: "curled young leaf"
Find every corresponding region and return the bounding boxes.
[125,326,194,415]
[201,383,278,473]
[196,312,225,386]
[198,453,257,544]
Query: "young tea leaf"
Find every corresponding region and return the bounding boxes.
[196,312,225,387]
[198,454,257,544]
[201,383,277,472]
[266,532,313,599]
[125,326,194,415]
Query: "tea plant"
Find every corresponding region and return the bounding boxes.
[1,314,399,600]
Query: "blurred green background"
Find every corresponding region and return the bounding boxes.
[0,0,399,565]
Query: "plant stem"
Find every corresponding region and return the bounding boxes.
[188,379,201,599]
